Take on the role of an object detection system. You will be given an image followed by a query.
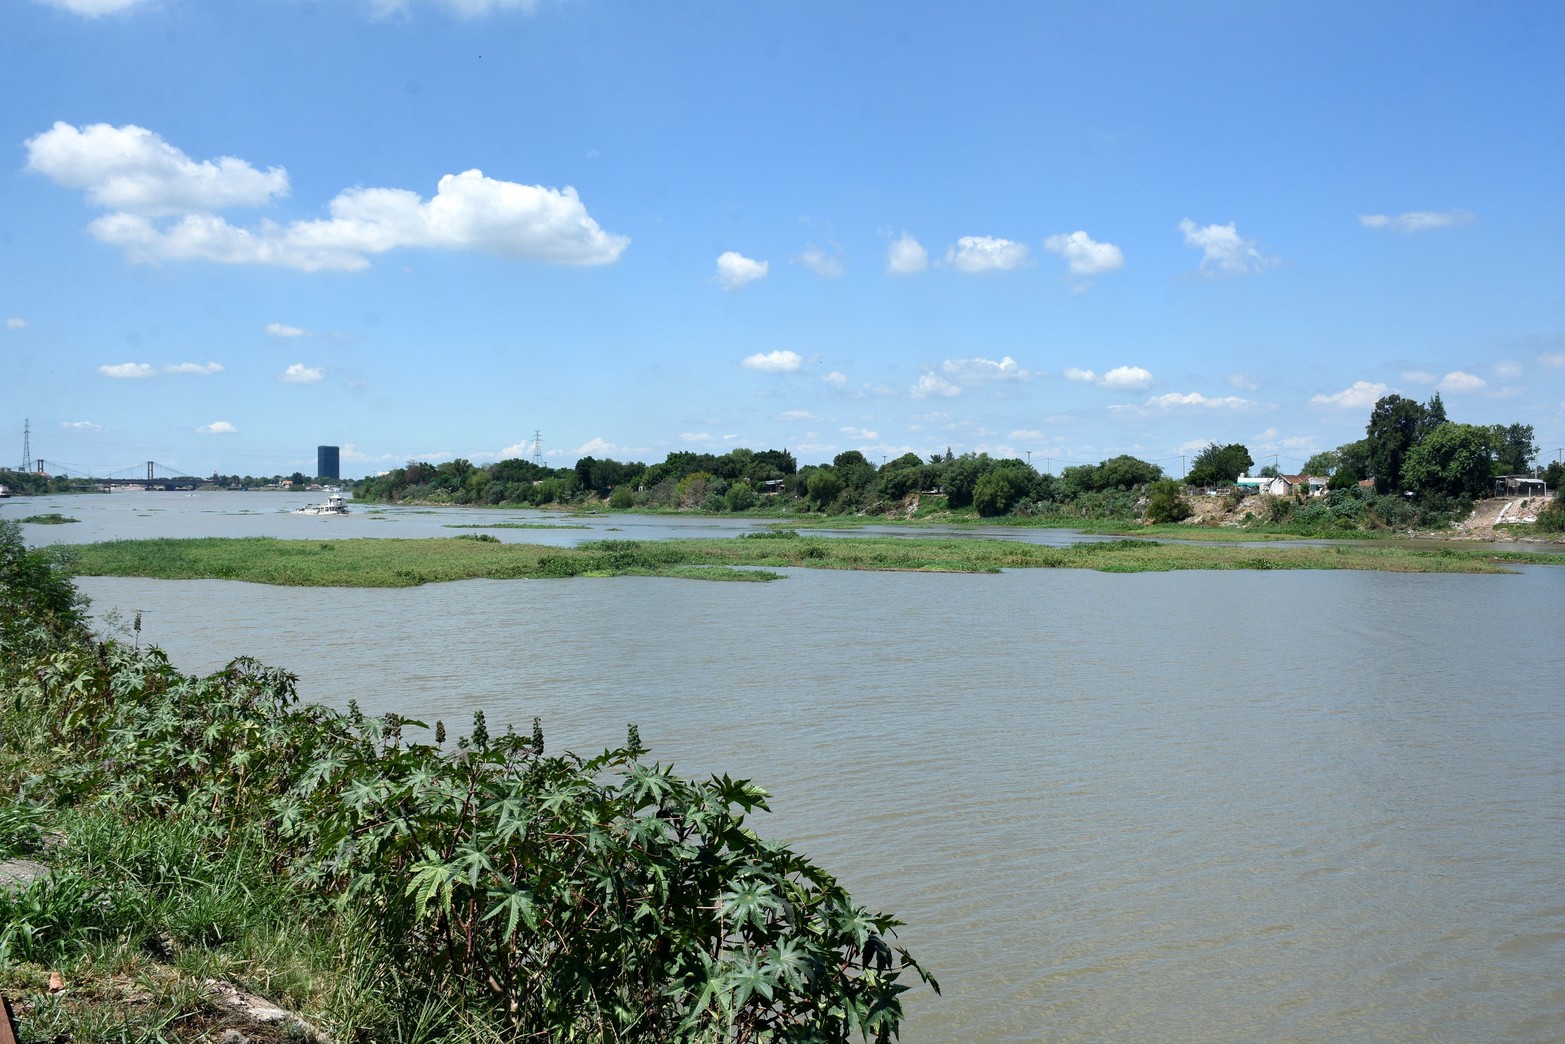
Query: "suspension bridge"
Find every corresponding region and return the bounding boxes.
[13,459,206,491]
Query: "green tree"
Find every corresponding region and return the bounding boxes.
[1490,423,1538,476]
[0,519,84,628]
[1143,479,1192,524]
[1402,423,1495,500]
[1421,390,1449,437]
[832,450,877,491]
[806,468,844,510]
[1536,488,1565,533]
[1059,455,1162,498]
[724,481,759,512]
[940,454,992,508]
[746,448,798,479]
[876,453,926,501]
[972,466,1033,516]
[1097,455,1163,490]
[1365,394,1429,493]
[1303,449,1341,476]
[1327,462,1360,491]
[1186,443,1253,486]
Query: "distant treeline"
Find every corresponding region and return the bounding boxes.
[354,394,1562,534]
[356,446,1184,520]
[0,469,99,495]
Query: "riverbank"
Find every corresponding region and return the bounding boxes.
[1,520,931,1041]
[63,533,1563,587]
[360,492,1565,545]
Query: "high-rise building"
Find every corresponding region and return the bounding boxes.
[317,445,340,481]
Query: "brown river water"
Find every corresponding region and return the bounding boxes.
[11,492,1565,1041]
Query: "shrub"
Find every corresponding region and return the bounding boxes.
[1143,480,1192,524]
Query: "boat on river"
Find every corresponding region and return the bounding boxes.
[295,493,349,515]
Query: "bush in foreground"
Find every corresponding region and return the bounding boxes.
[0,521,933,1041]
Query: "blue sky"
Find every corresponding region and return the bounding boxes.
[4,0,1562,480]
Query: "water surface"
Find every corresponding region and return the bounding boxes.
[16,492,1564,1041]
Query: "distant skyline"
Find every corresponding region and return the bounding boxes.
[4,1,1563,479]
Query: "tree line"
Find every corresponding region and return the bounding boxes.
[345,395,1562,532]
[354,446,1190,520]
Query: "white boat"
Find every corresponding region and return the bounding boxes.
[0,484,10,498]
[295,493,349,515]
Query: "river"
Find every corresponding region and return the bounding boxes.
[8,492,1565,1042]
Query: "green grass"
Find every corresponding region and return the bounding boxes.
[18,514,79,525]
[61,534,1564,588]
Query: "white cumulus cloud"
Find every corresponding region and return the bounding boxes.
[61,420,102,431]
[793,245,843,278]
[742,349,803,374]
[1227,373,1260,392]
[574,437,620,456]
[941,356,1033,383]
[1065,365,1153,390]
[34,0,156,14]
[1043,230,1124,279]
[911,373,961,399]
[29,123,628,271]
[27,122,288,216]
[1311,380,1389,409]
[1437,370,1486,393]
[163,361,223,375]
[1359,209,1475,233]
[823,371,848,389]
[374,0,545,16]
[716,251,768,290]
[6,317,28,330]
[1113,391,1259,412]
[945,235,1029,273]
[677,432,712,443]
[1100,365,1154,390]
[266,322,306,338]
[778,410,816,421]
[1179,219,1273,275]
[886,232,928,275]
[1494,360,1522,379]
[280,363,325,384]
[196,420,237,434]
[1540,351,1565,369]
[98,361,155,379]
